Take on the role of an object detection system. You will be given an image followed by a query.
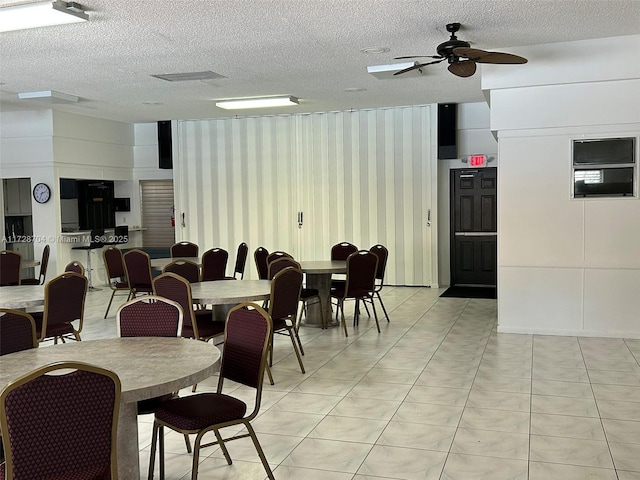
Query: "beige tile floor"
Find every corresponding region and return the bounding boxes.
[66,285,640,479]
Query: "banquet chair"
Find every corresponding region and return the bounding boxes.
[103,246,132,318]
[20,244,50,285]
[200,248,228,281]
[330,241,358,287]
[171,241,199,258]
[0,308,38,463]
[116,295,192,452]
[163,259,200,283]
[71,228,105,291]
[0,309,38,356]
[0,250,21,286]
[148,303,275,480]
[31,272,88,344]
[330,250,380,337]
[0,361,120,480]
[123,249,154,297]
[267,267,305,376]
[153,272,225,344]
[225,242,248,279]
[254,246,269,279]
[268,257,323,329]
[65,260,86,275]
[366,244,390,322]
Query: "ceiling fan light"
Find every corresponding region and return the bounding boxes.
[215,96,299,110]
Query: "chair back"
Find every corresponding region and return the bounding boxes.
[344,250,378,297]
[171,241,198,258]
[41,272,88,342]
[221,303,272,396]
[369,244,389,284]
[163,259,200,283]
[232,242,249,279]
[0,309,38,355]
[266,251,292,266]
[36,245,50,284]
[103,246,127,281]
[116,295,183,338]
[152,272,198,338]
[65,261,85,275]
[0,361,120,480]
[268,267,303,322]
[201,248,228,281]
[331,242,358,261]
[123,249,153,293]
[0,250,22,286]
[254,247,269,280]
[268,257,301,280]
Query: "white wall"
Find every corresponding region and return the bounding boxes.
[0,110,137,277]
[487,35,640,338]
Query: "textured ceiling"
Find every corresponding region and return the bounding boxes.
[1,0,639,123]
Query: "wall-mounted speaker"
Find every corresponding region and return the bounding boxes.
[158,120,173,169]
[438,103,457,160]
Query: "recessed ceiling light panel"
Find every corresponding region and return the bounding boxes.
[0,1,88,33]
[215,96,299,110]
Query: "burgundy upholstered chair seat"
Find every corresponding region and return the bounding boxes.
[155,393,247,431]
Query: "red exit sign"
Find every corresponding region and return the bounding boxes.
[469,154,486,167]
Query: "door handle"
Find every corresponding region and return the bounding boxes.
[427,209,431,227]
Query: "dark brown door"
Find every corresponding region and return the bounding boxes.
[450,167,497,286]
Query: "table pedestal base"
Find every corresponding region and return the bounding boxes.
[117,401,140,479]
[302,273,338,328]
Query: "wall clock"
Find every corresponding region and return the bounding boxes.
[33,182,51,204]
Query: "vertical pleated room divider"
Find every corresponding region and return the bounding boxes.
[175,105,438,286]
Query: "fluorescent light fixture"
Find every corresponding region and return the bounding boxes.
[0,1,88,33]
[367,62,423,79]
[18,90,79,103]
[216,96,299,110]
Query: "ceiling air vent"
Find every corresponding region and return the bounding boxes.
[151,71,227,82]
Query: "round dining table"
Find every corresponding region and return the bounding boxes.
[0,284,45,309]
[190,279,271,304]
[190,279,271,320]
[299,260,346,327]
[0,337,220,480]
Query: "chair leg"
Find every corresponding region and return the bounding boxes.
[245,421,276,480]
[362,298,371,317]
[369,295,381,333]
[339,300,348,337]
[184,433,192,453]
[148,423,158,480]
[191,431,204,480]
[265,364,274,385]
[288,328,305,374]
[213,428,232,464]
[104,289,117,318]
[376,291,390,322]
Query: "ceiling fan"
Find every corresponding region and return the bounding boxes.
[394,23,528,78]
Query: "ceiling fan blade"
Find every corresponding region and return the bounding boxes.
[393,58,445,75]
[394,55,442,60]
[453,47,527,64]
[448,60,477,77]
